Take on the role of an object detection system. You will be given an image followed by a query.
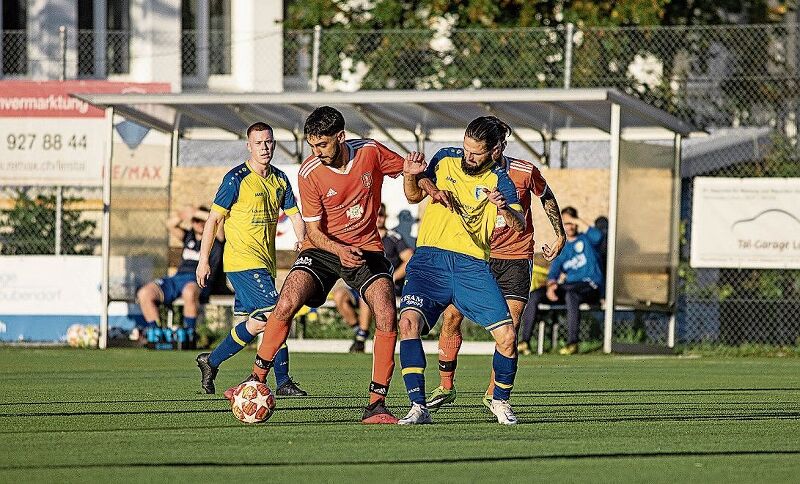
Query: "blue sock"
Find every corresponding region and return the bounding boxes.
[400,339,427,405]
[492,350,518,401]
[354,328,369,342]
[208,322,254,368]
[145,321,158,343]
[273,344,290,387]
[183,316,197,340]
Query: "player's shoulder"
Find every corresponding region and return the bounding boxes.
[269,164,290,180]
[346,138,379,150]
[221,162,249,185]
[299,154,323,179]
[433,146,463,160]
[505,156,537,174]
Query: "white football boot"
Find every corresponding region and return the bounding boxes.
[397,402,433,425]
[490,399,518,425]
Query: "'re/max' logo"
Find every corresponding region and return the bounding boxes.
[294,257,313,266]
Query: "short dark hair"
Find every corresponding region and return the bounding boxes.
[561,206,578,218]
[304,106,345,138]
[464,116,511,150]
[378,203,387,216]
[246,122,273,138]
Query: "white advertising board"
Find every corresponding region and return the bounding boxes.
[0,256,102,314]
[0,117,106,186]
[690,177,800,269]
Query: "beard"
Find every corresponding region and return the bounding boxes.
[461,157,492,176]
[320,142,342,165]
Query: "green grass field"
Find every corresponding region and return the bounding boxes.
[1,348,799,483]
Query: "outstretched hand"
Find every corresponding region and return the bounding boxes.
[403,151,426,175]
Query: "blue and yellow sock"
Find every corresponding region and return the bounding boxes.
[208,322,254,368]
[492,350,517,401]
[273,344,290,387]
[354,328,369,342]
[400,339,427,406]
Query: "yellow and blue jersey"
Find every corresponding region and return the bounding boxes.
[211,162,299,275]
[416,147,523,260]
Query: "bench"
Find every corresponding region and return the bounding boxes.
[532,303,602,355]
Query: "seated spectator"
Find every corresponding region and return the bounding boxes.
[333,203,414,352]
[519,206,604,355]
[135,205,224,348]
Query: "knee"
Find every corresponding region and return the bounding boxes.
[440,313,462,338]
[398,314,421,339]
[332,289,348,307]
[273,296,301,321]
[182,283,200,301]
[249,316,268,333]
[493,325,517,354]
[137,286,155,304]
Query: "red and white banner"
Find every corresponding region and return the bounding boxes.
[0,81,170,186]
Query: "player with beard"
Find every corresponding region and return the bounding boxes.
[424,116,566,412]
[240,106,423,424]
[397,116,526,425]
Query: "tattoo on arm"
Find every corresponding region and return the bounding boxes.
[541,187,565,237]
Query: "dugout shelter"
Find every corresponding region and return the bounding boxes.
[77,88,695,352]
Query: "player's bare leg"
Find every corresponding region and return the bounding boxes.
[135,282,163,344]
[427,305,463,411]
[397,310,432,424]
[482,298,527,406]
[180,282,201,344]
[251,271,316,383]
[333,287,359,328]
[360,277,399,423]
[488,323,519,425]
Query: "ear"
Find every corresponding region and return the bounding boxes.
[336,130,346,143]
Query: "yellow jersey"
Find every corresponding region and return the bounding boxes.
[416,148,522,260]
[210,161,299,275]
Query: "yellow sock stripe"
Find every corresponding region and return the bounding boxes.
[486,318,512,331]
[230,328,246,347]
[494,381,513,390]
[280,343,288,350]
[401,367,425,376]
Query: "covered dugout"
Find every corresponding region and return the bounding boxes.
[77,88,695,352]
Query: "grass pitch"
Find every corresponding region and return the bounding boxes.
[1,348,799,483]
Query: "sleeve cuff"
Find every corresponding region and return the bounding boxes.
[284,206,299,216]
[302,215,322,222]
[211,203,229,216]
[509,203,523,212]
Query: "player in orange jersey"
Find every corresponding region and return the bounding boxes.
[424,116,567,412]
[239,106,423,424]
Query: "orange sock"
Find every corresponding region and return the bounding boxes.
[438,332,462,390]
[485,368,496,396]
[251,314,291,382]
[369,329,397,403]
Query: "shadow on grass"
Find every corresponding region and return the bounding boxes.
[1,449,799,470]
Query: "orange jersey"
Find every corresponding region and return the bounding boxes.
[298,139,404,252]
[490,156,548,259]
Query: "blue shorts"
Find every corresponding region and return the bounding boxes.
[399,247,512,335]
[155,272,199,305]
[226,269,279,321]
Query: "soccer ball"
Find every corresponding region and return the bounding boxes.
[231,381,276,424]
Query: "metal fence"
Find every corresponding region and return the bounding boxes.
[0,186,103,256]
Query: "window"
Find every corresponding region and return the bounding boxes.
[77,0,130,77]
[182,0,231,79]
[2,0,27,75]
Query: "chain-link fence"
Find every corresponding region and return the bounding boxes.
[0,186,102,256]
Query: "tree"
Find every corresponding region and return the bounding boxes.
[0,188,99,255]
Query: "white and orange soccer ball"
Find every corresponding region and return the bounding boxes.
[230,380,276,424]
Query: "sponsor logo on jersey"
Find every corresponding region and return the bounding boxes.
[294,256,313,266]
[446,176,457,184]
[325,188,338,198]
[361,172,373,189]
[474,185,489,200]
[575,240,585,253]
[346,204,364,220]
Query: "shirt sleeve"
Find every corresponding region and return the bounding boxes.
[423,148,449,185]
[585,226,603,246]
[530,166,548,198]
[297,172,323,222]
[496,167,522,212]
[373,140,405,178]
[211,174,240,215]
[279,172,299,216]
[547,252,565,281]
